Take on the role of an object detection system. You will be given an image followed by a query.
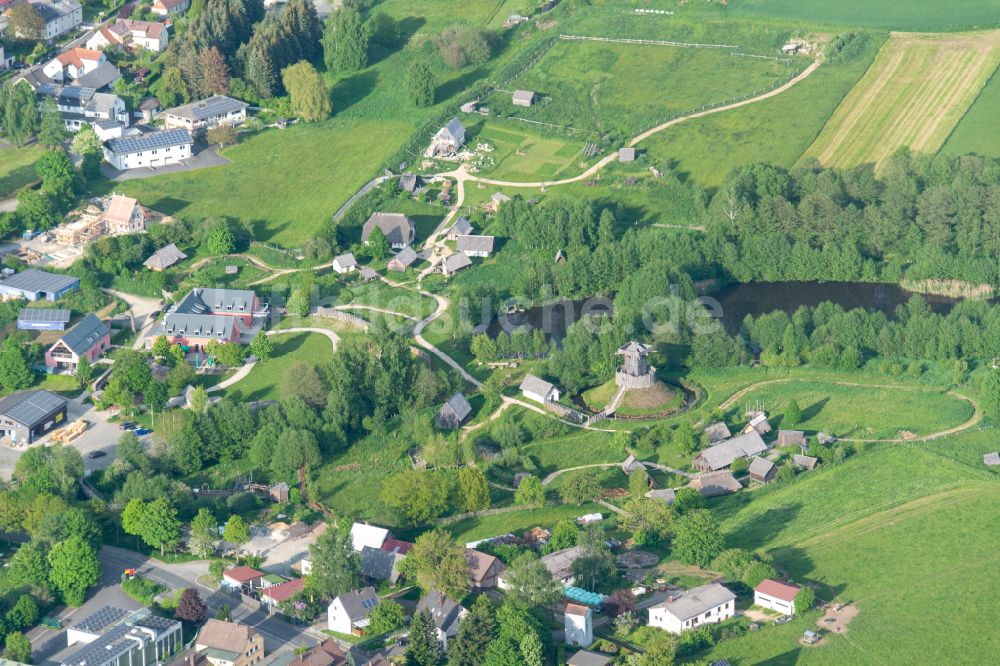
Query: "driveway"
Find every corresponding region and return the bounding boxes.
[101,144,230,182]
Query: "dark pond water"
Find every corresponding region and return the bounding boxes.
[485,297,614,342]
[712,281,963,334]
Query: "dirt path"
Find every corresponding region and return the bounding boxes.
[716,377,981,443]
[333,304,420,321]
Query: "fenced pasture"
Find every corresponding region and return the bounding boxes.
[468,120,586,180]
[485,37,802,138]
[805,30,1000,170]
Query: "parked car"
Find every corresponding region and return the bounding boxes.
[119,422,138,431]
[134,428,152,437]
[87,450,107,459]
[148,310,161,320]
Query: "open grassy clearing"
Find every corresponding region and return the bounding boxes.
[339,280,437,320]
[643,39,879,186]
[703,440,1000,663]
[805,31,1000,170]
[224,331,335,401]
[492,39,800,137]
[467,120,585,181]
[181,257,270,291]
[440,502,608,544]
[0,144,44,199]
[111,120,407,248]
[721,379,973,439]
[942,66,1000,157]
[728,0,1000,31]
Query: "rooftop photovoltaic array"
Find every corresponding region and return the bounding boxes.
[361,596,378,610]
[75,606,128,633]
[18,308,71,323]
[0,391,66,428]
[107,129,192,155]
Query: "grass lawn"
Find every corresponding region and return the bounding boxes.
[728,0,1000,30]
[491,39,799,137]
[582,379,618,411]
[339,281,437,320]
[719,378,973,439]
[107,119,408,248]
[617,381,684,416]
[181,257,270,292]
[224,331,336,401]
[0,144,44,199]
[642,41,879,186]
[439,501,607,543]
[942,64,1000,157]
[0,373,80,399]
[466,119,586,181]
[700,440,1000,663]
[805,31,1000,170]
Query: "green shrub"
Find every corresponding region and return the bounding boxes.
[122,576,166,605]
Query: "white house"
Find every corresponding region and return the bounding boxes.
[332,253,357,274]
[753,579,801,616]
[456,235,494,258]
[103,129,193,170]
[87,19,168,53]
[326,587,377,635]
[519,374,560,404]
[163,95,248,132]
[42,48,104,82]
[416,592,467,650]
[221,566,264,592]
[350,523,389,552]
[564,604,592,647]
[512,90,536,107]
[26,0,82,42]
[428,117,465,156]
[38,84,130,132]
[0,46,13,72]
[648,583,735,634]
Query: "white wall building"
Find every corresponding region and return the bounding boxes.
[326,588,377,635]
[42,47,104,82]
[163,95,248,132]
[350,523,389,552]
[87,19,168,53]
[38,84,130,132]
[332,253,357,274]
[753,579,801,616]
[648,584,736,634]
[519,374,560,404]
[564,604,593,647]
[27,0,83,42]
[103,129,192,170]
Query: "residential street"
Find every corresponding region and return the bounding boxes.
[17,542,321,666]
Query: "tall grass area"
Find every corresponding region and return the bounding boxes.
[224,331,335,401]
[642,36,881,186]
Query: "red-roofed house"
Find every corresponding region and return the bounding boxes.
[261,578,305,607]
[222,566,264,592]
[102,194,147,235]
[753,579,802,616]
[151,0,190,15]
[381,537,413,555]
[42,48,105,81]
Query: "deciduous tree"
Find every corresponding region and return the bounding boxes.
[304,524,359,600]
[380,470,450,525]
[672,509,724,567]
[513,475,544,507]
[122,496,182,556]
[282,61,331,122]
[175,588,208,623]
[189,507,218,558]
[407,529,470,599]
[48,536,100,606]
[457,467,490,512]
[501,553,561,609]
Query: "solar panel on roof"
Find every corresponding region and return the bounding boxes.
[107,129,192,155]
[76,606,128,633]
[62,86,96,99]
[361,597,378,609]
[19,308,71,323]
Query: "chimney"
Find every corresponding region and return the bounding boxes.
[189,653,196,666]
[668,595,676,603]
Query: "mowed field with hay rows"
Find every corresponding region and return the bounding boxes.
[805,30,1000,170]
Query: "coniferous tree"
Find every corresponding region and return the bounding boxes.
[405,609,442,666]
[38,97,66,148]
[406,60,435,107]
[447,595,496,666]
[323,8,368,72]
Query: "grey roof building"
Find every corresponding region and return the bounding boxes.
[436,392,472,429]
[18,308,71,330]
[512,90,537,107]
[174,287,258,315]
[540,546,584,582]
[648,583,736,628]
[0,269,80,301]
[163,95,248,130]
[362,212,415,248]
[446,216,472,239]
[416,592,467,647]
[163,314,237,340]
[399,173,419,193]
[441,252,472,276]
[143,243,187,270]
[387,246,418,272]
[75,62,122,90]
[748,456,776,484]
[359,267,379,281]
[645,488,675,504]
[777,430,806,446]
[360,547,404,584]
[693,430,768,471]
[792,454,818,470]
[567,651,614,666]
[0,390,68,445]
[619,147,635,162]
[688,471,742,497]
[106,128,192,157]
[56,313,109,355]
[704,421,731,444]
[519,374,559,402]
[456,235,495,256]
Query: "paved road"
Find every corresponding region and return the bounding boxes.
[332,174,392,221]
[101,144,230,182]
